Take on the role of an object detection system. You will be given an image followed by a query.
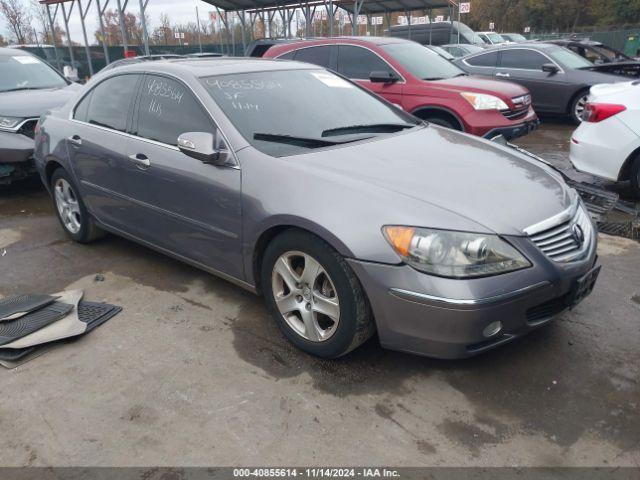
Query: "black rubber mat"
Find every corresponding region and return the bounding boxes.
[0,301,122,362]
[0,294,57,322]
[0,302,73,346]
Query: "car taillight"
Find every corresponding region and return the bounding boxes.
[581,103,626,123]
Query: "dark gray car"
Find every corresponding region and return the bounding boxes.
[34,58,599,359]
[455,42,625,123]
[0,48,80,184]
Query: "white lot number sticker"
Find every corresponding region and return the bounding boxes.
[13,56,40,64]
[311,71,353,89]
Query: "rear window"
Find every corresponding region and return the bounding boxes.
[466,51,498,67]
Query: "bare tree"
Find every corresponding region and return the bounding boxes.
[0,0,33,44]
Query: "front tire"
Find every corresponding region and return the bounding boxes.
[50,168,105,243]
[261,230,374,358]
[631,156,640,198]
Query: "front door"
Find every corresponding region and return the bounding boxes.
[495,49,566,113]
[124,73,243,279]
[336,45,404,107]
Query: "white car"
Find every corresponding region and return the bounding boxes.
[570,81,640,196]
[476,31,508,45]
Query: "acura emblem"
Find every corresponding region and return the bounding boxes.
[572,224,585,246]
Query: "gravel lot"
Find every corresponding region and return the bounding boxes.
[0,121,639,467]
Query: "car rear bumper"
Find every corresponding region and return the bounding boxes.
[347,234,598,359]
[569,118,638,181]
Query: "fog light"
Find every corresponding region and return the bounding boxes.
[483,321,502,338]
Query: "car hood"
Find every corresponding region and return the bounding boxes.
[295,126,574,236]
[426,74,528,98]
[0,84,80,118]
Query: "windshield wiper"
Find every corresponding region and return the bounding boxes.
[254,133,343,148]
[1,87,43,93]
[321,123,416,137]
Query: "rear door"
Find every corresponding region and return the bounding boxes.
[335,45,404,107]
[125,73,243,278]
[495,48,566,113]
[67,73,141,231]
[289,45,336,71]
[460,50,499,77]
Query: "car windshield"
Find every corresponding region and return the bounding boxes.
[0,54,67,92]
[201,69,420,157]
[485,33,506,43]
[548,48,593,69]
[381,43,465,80]
[506,34,526,42]
[454,22,485,45]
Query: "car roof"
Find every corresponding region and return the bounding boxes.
[493,42,559,51]
[0,47,33,56]
[549,39,602,47]
[111,57,316,77]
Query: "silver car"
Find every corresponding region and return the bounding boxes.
[34,58,600,359]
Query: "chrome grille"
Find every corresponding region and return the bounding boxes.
[529,205,593,263]
[501,94,532,121]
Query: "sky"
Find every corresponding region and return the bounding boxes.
[2,0,224,45]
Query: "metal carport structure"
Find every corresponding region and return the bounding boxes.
[200,0,457,42]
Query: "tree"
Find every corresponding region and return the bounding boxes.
[0,33,7,46]
[94,9,144,46]
[0,0,33,44]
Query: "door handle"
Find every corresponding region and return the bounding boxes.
[128,153,151,169]
[67,135,82,146]
[496,72,511,78]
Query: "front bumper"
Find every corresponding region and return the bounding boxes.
[0,130,34,164]
[347,233,598,359]
[482,117,540,141]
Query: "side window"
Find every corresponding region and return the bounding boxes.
[278,51,296,60]
[73,90,93,122]
[466,51,498,67]
[86,74,139,132]
[337,45,393,79]
[292,46,331,67]
[136,75,213,146]
[500,49,549,70]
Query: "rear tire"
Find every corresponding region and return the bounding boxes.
[261,230,374,358]
[631,156,640,198]
[50,168,105,243]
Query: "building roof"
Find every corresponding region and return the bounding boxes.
[200,0,456,14]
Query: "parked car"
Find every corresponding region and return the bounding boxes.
[387,21,486,46]
[500,33,528,43]
[99,54,185,72]
[547,39,640,78]
[570,81,640,196]
[455,42,626,123]
[0,47,80,185]
[35,58,599,359]
[441,43,486,58]
[477,31,507,45]
[425,44,456,61]
[264,37,539,140]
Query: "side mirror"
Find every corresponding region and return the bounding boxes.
[177,131,230,166]
[370,71,400,83]
[541,63,560,74]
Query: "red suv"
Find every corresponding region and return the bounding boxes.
[264,37,539,140]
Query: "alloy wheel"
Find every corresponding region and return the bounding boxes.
[574,95,588,122]
[54,178,82,234]
[271,250,340,342]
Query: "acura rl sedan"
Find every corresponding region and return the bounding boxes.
[35,58,600,359]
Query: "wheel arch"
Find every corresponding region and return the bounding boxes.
[618,145,640,182]
[249,218,356,294]
[44,157,65,189]
[567,86,591,115]
[410,105,465,131]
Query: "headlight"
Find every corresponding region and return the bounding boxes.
[383,226,531,278]
[0,116,24,129]
[460,92,509,111]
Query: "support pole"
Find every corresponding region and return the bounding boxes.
[327,0,333,37]
[46,4,63,71]
[406,10,411,40]
[196,5,203,53]
[96,0,111,64]
[77,0,94,76]
[60,1,76,69]
[457,3,461,44]
[428,7,432,45]
[139,0,150,55]
[238,10,247,55]
[116,0,129,55]
[215,7,226,54]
